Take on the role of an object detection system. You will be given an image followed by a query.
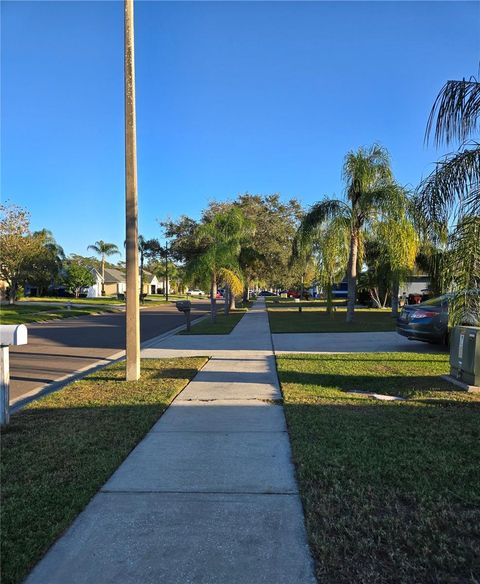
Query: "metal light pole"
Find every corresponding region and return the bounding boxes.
[124,0,140,381]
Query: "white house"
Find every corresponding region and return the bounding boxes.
[86,267,168,298]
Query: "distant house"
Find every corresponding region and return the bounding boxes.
[400,275,431,297]
[143,270,168,295]
[104,268,128,297]
[86,267,168,298]
[85,267,107,298]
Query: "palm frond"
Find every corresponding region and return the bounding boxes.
[449,289,480,327]
[343,144,392,203]
[218,268,243,296]
[426,78,480,147]
[444,215,480,326]
[361,183,409,221]
[418,144,480,223]
[87,240,120,256]
[297,199,351,244]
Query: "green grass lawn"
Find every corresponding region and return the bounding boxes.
[19,295,172,306]
[268,306,396,333]
[180,309,246,335]
[0,357,207,584]
[0,303,118,325]
[277,352,480,583]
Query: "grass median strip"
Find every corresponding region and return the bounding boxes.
[277,352,480,583]
[180,309,246,335]
[268,306,396,333]
[0,304,118,325]
[18,296,127,305]
[0,356,207,584]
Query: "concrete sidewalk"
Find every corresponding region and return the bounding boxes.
[26,299,316,584]
[272,330,447,354]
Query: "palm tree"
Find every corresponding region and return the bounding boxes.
[187,208,249,322]
[376,215,420,315]
[87,240,120,296]
[315,218,350,313]
[137,236,161,301]
[219,268,243,315]
[419,77,480,324]
[298,145,402,322]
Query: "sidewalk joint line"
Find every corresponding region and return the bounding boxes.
[151,430,288,434]
[100,489,299,496]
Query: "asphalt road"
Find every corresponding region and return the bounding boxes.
[9,301,211,404]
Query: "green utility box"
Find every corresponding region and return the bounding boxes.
[450,326,480,386]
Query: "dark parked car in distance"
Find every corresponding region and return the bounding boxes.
[258,291,276,296]
[397,295,449,345]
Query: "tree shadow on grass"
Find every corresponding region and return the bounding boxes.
[282,400,480,584]
[279,354,448,363]
[278,370,476,402]
[87,367,202,383]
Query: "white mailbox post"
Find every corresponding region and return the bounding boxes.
[0,324,28,426]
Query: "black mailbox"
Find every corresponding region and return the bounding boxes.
[176,300,192,331]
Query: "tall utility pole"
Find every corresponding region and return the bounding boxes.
[124,0,140,381]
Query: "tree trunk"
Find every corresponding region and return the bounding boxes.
[346,229,359,323]
[243,284,249,304]
[370,288,381,308]
[229,289,236,311]
[210,272,217,322]
[101,257,105,296]
[224,286,230,316]
[300,274,305,300]
[391,275,400,316]
[140,254,144,304]
[326,282,333,316]
[382,292,389,309]
[8,282,16,305]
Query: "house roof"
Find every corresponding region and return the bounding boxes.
[88,267,102,278]
[103,268,126,283]
[102,267,158,284]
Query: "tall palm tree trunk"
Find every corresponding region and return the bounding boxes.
[326,282,333,315]
[210,272,217,322]
[139,251,144,304]
[101,256,105,296]
[346,229,359,323]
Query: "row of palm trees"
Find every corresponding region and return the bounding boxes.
[295,75,479,325]
[296,144,418,322]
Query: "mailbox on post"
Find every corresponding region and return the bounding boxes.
[0,324,28,426]
[176,300,192,332]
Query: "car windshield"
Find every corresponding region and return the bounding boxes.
[421,294,450,307]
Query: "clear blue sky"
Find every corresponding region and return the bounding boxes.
[2,1,479,258]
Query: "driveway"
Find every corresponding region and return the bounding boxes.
[272,331,448,354]
[9,301,211,404]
